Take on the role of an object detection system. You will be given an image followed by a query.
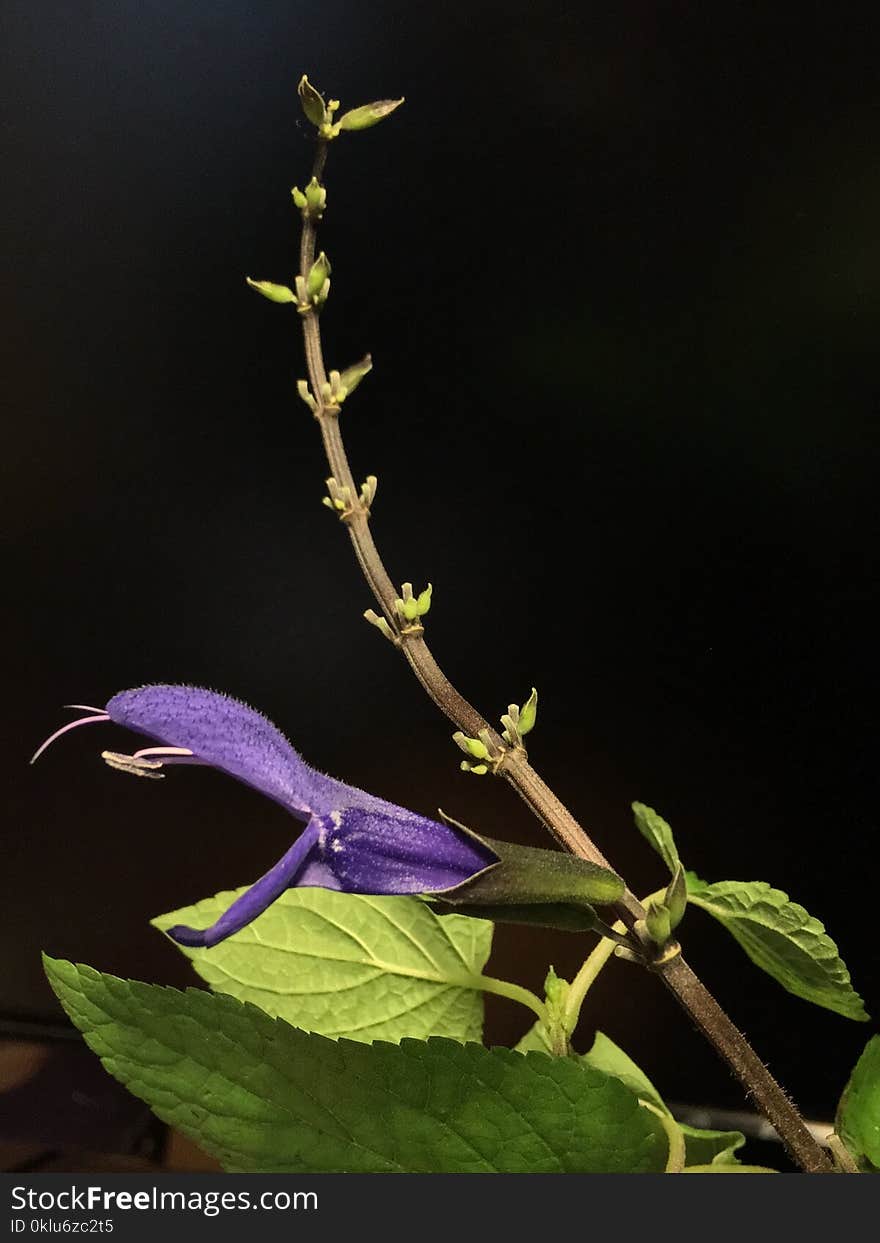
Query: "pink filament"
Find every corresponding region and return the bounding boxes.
[30,713,111,765]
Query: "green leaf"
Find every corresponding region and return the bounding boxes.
[583,1034,745,1165]
[583,1032,666,1112]
[632,802,680,874]
[678,1124,746,1167]
[514,1026,746,1168]
[686,874,868,1021]
[513,1020,553,1054]
[43,957,669,1173]
[152,888,492,1044]
[835,1035,880,1170]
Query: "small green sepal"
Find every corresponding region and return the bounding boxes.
[453,732,490,761]
[665,863,687,931]
[337,98,405,132]
[324,355,372,406]
[501,688,538,748]
[246,277,296,304]
[644,898,673,947]
[292,178,327,220]
[394,582,432,627]
[296,379,317,413]
[518,687,538,736]
[306,252,331,302]
[297,75,327,128]
[363,609,398,645]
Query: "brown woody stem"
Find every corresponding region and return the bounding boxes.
[293,136,832,1173]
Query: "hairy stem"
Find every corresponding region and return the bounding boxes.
[293,137,832,1174]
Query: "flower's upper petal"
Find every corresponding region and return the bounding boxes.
[106,685,392,820]
[317,807,497,895]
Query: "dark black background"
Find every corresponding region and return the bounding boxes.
[4,1,878,1124]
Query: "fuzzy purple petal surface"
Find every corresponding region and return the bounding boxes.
[168,820,327,947]
[315,807,496,894]
[106,685,398,820]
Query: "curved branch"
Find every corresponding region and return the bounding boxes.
[291,136,832,1174]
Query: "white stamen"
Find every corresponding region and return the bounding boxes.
[101,750,166,780]
[132,746,194,760]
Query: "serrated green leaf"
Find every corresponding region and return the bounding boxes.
[632,802,680,874]
[152,888,492,1044]
[686,874,868,1021]
[836,1035,880,1170]
[582,1034,746,1165]
[519,1026,746,1167]
[43,957,669,1173]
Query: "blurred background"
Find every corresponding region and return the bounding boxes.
[2,1,878,1167]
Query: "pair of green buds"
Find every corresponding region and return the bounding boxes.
[297,75,404,140]
[454,688,539,775]
[291,177,326,221]
[245,252,331,315]
[363,582,432,645]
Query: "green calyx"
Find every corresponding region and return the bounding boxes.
[426,816,626,935]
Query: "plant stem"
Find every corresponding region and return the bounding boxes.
[469,975,549,1026]
[292,138,833,1174]
[640,1101,686,1174]
[563,935,617,1033]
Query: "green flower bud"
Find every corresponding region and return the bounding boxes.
[645,898,672,946]
[519,687,538,736]
[306,252,331,300]
[453,732,490,761]
[665,863,687,931]
[416,584,433,615]
[337,354,373,398]
[245,277,296,304]
[305,177,327,217]
[290,185,308,211]
[297,75,327,128]
[543,966,570,1010]
[337,97,405,131]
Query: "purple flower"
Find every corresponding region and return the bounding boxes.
[31,685,497,948]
